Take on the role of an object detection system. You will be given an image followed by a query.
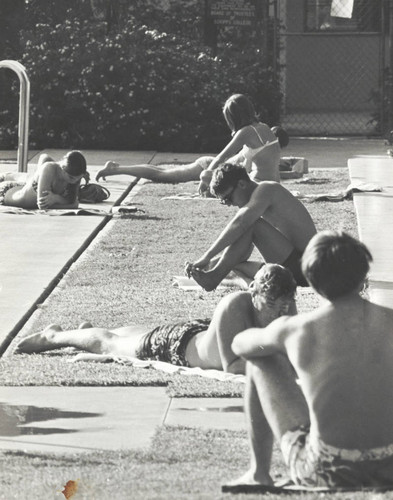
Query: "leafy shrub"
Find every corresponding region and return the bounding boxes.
[0,1,281,152]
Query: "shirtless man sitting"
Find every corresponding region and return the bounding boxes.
[186,163,316,291]
[15,264,297,375]
[226,231,393,489]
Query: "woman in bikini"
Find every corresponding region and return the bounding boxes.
[0,151,87,210]
[94,94,287,193]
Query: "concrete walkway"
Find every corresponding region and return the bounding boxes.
[0,138,391,456]
[348,156,393,308]
[0,150,177,354]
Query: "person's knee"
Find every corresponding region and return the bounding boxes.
[39,154,54,164]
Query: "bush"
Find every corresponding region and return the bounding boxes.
[0,1,281,152]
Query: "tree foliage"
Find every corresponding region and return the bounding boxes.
[0,0,281,152]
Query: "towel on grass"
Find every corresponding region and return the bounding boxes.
[161,193,218,201]
[68,353,246,383]
[161,182,382,203]
[296,182,382,202]
[0,205,140,216]
[172,275,247,291]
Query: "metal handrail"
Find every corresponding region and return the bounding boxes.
[0,60,30,173]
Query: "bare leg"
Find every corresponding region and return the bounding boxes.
[227,356,309,487]
[227,363,275,486]
[0,172,28,182]
[95,157,214,183]
[15,324,150,357]
[192,220,294,291]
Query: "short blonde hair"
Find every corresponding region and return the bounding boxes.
[252,264,297,302]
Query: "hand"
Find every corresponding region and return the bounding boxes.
[198,180,210,197]
[184,261,195,278]
[198,169,214,197]
[38,190,57,209]
[192,254,211,271]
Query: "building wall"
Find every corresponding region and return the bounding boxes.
[282,0,380,113]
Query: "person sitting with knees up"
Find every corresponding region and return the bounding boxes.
[186,163,316,291]
[225,231,393,490]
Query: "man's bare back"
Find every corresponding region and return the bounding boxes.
[247,181,316,253]
[281,295,393,450]
[228,231,393,489]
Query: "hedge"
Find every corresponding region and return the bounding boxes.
[0,1,281,152]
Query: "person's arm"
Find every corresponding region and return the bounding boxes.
[193,184,273,269]
[232,316,291,361]
[37,163,79,209]
[214,292,250,374]
[207,129,248,172]
[198,129,249,195]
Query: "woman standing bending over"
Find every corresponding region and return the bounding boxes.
[95,94,287,194]
[0,150,87,210]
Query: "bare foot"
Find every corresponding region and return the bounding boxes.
[14,324,63,354]
[222,470,274,490]
[191,269,220,292]
[95,161,119,182]
[78,321,93,329]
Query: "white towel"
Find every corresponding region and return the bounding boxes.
[68,353,246,383]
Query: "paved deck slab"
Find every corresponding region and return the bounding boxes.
[348,156,393,307]
[0,386,169,453]
[165,398,245,431]
[0,150,156,353]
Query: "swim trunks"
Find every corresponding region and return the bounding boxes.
[282,250,308,287]
[281,426,393,487]
[0,181,22,205]
[135,319,210,366]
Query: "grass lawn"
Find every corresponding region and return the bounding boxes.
[0,167,376,500]
[3,168,356,393]
[0,426,387,500]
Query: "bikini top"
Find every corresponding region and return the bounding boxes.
[242,126,278,161]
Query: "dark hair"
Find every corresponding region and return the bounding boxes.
[271,126,289,148]
[253,264,297,302]
[301,231,373,300]
[223,94,258,133]
[63,150,87,176]
[210,163,250,197]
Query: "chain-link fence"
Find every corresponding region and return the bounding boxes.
[276,0,386,136]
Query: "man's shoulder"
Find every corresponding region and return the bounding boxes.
[221,290,251,305]
[40,161,61,172]
[253,180,282,196]
[268,309,322,338]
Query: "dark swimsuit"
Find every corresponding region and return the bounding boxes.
[260,249,308,287]
[135,319,211,366]
[282,249,308,287]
